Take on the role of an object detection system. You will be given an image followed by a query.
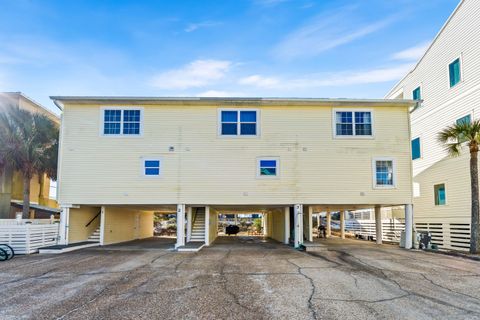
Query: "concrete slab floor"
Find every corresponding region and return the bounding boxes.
[1,237,480,320]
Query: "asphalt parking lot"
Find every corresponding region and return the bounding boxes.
[1,237,480,320]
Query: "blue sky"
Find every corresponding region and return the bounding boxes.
[0,0,459,112]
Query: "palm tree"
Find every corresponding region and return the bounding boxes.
[438,120,480,254]
[0,106,58,217]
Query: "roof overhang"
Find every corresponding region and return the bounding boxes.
[50,96,418,108]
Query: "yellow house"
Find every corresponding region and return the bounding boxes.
[51,96,417,249]
[0,92,60,218]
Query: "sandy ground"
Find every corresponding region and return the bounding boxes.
[1,237,480,320]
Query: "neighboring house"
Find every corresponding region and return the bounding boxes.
[51,96,416,249]
[385,0,479,251]
[0,92,60,218]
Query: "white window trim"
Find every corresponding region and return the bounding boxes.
[332,108,375,139]
[411,135,423,161]
[256,157,280,179]
[448,54,463,89]
[433,182,447,206]
[412,85,422,100]
[100,106,144,137]
[141,157,162,177]
[217,108,260,138]
[372,157,396,189]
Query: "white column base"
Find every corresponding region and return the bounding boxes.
[405,204,413,249]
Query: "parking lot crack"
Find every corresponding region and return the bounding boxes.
[287,259,318,320]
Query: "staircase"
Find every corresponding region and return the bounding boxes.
[191,208,206,242]
[87,227,101,242]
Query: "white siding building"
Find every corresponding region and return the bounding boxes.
[385,0,480,250]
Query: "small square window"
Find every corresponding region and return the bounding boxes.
[434,184,446,205]
[144,160,161,176]
[374,159,395,188]
[449,58,461,87]
[412,87,421,100]
[258,158,278,177]
[412,137,421,160]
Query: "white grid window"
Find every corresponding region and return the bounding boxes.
[374,159,395,187]
[220,109,258,136]
[335,111,372,137]
[102,108,142,136]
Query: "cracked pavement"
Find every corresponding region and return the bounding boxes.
[1,237,480,320]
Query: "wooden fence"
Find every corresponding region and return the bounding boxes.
[0,224,59,254]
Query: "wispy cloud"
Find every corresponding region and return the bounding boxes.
[150,59,232,90]
[196,90,245,97]
[391,41,430,61]
[274,7,398,60]
[184,21,222,32]
[239,63,413,90]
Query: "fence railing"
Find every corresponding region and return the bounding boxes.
[0,219,59,225]
[0,224,59,254]
[345,219,405,242]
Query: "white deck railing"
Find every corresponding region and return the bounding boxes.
[0,219,59,225]
[345,218,405,242]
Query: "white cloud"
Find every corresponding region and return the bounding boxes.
[391,41,430,61]
[196,90,245,97]
[184,21,221,32]
[274,7,398,59]
[238,75,279,88]
[238,63,414,90]
[150,59,232,90]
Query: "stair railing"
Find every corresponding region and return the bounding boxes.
[85,211,101,228]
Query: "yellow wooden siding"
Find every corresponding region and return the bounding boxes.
[68,206,100,243]
[208,208,218,244]
[103,206,153,244]
[59,103,412,206]
[413,151,471,223]
[269,209,285,242]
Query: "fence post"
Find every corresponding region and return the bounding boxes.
[25,224,30,254]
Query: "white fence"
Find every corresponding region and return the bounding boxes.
[0,224,59,254]
[345,219,405,242]
[0,219,59,225]
[345,219,471,252]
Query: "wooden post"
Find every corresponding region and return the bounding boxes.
[341,211,346,239]
[326,212,331,238]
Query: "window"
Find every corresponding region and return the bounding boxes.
[144,160,160,176]
[103,108,142,135]
[257,158,278,177]
[434,184,446,205]
[456,114,471,125]
[220,109,258,136]
[373,158,395,188]
[449,58,461,87]
[335,110,372,137]
[411,137,421,160]
[48,179,57,200]
[412,86,421,100]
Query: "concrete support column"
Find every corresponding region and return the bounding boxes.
[59,207,70,245]
[326,211,331,238]
[284,207,290,244]
[205,206,210,245]
[234,214,238,225]
[340,211,346,239]
[375,206,383,245]
[405,204,413,249]
[316,214,320,229]
[186,207,192,243]
[100,206,105,246]
[294,204,303,248]
[176,204,186,248]
[307,206,313,242]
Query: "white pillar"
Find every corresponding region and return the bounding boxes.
[326,212,331,238]
[375,206,383,245]
[234,214,238,225]
[176,204,185,248]
[308,206,313,242]
[205,206,210,245]
[294,204,303,248]
[340,211,346,239]
[316,214,320,229]
[59,207,70,245]
[186,207,192,243]
[264,213,268,236]
[284,207,290,244]
[100,206,105,246]
[405,204,413,249]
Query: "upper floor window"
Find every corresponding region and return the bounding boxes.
[456,114,471,125]
[220,109,258,136]
[411,137,421,160]
[257,158,279,177]
[412,86,421,100]
[434,183,446,206]
[103,108,142,135]
[335,110,372,137]
[449,58,461,87]
[373,158,395,188]
[144,159,161,176]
